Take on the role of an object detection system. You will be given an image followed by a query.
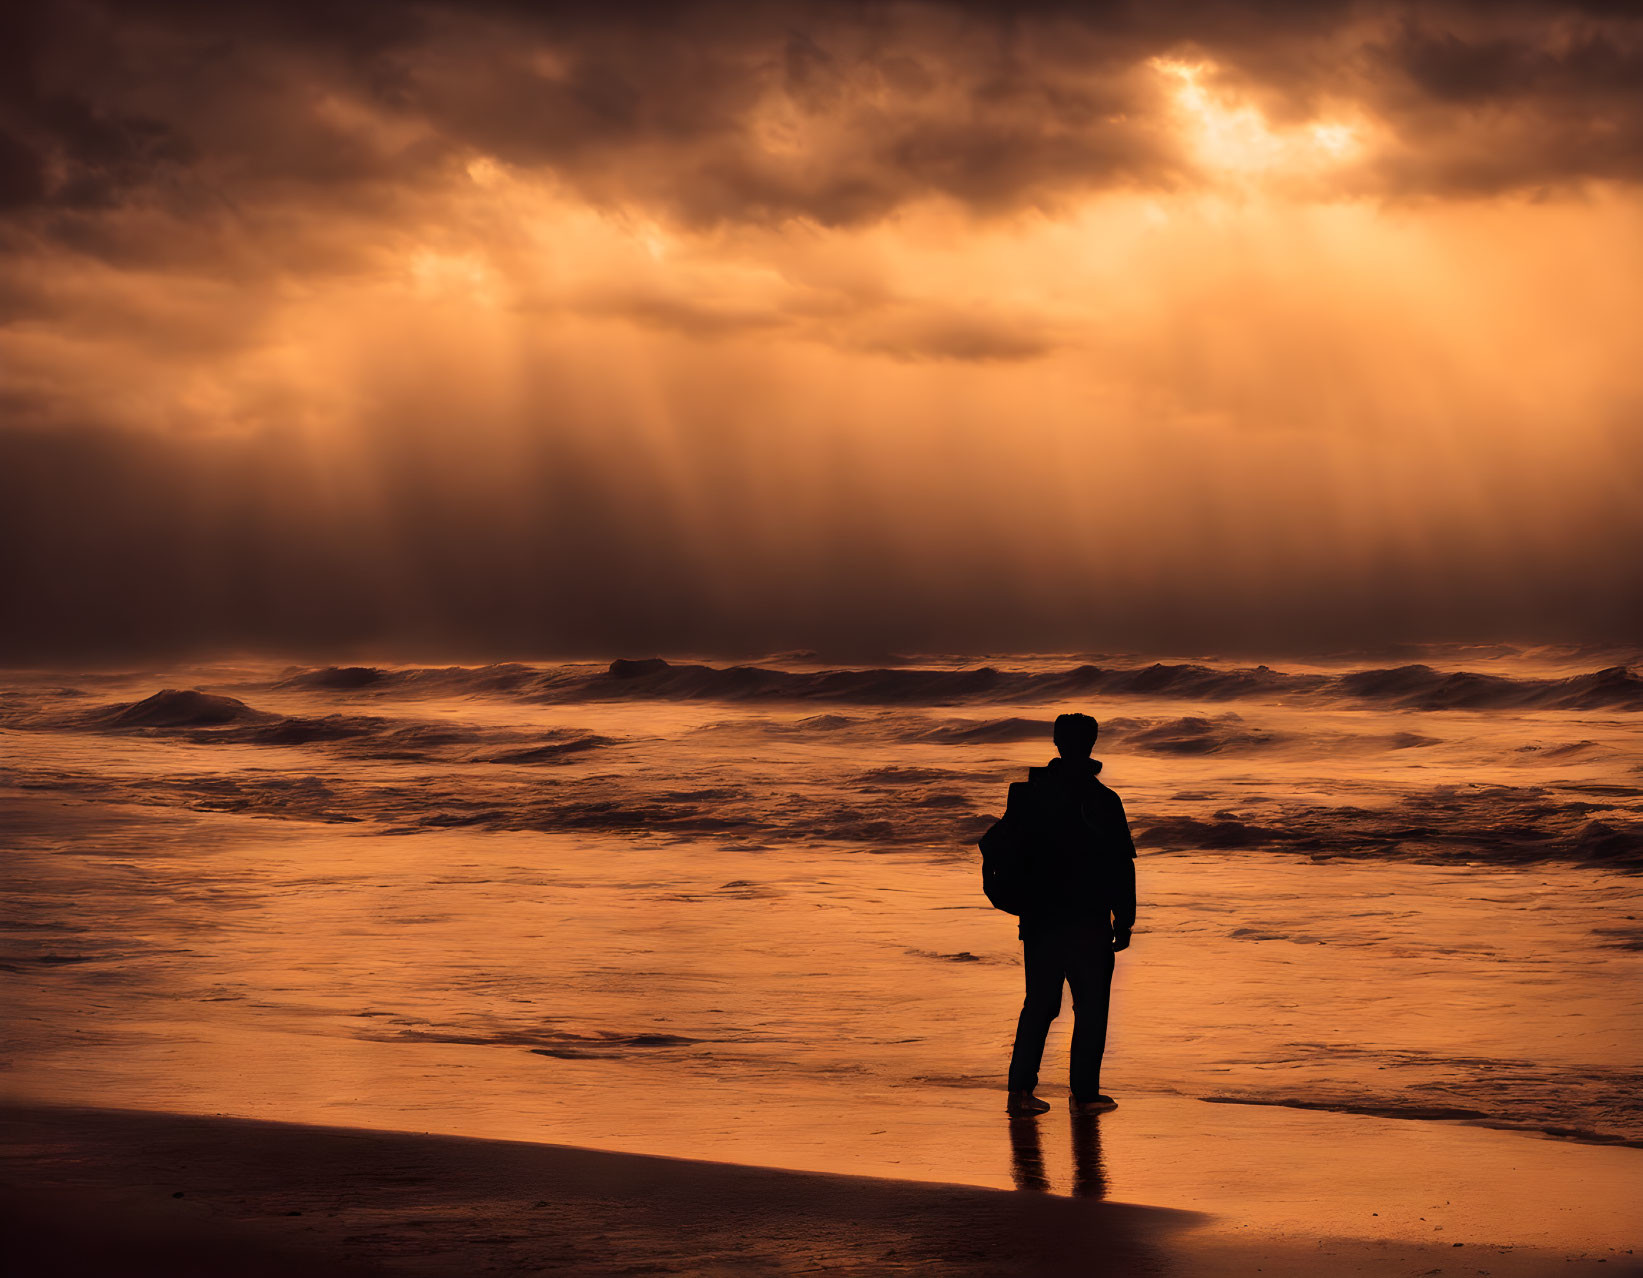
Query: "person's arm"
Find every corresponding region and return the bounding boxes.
[1109,793,1137,949]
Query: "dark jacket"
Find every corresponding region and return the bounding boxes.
[1004,756,1137,935]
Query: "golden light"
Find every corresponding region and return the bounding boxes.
[1153,58,1361,177]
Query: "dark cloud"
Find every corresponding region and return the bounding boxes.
[575,289,792,339]
[1366,18,1643,192]
[535,268,1059,361]
[1,0,1639,247]
[574,286,1059,360]
[847,309,1061,362]
[0,129,49,210]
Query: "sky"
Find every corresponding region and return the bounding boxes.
[2,0,1641,662]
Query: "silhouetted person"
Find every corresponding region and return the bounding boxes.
[1003,712,1136,1118]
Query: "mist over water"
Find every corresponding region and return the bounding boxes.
[3,644,1641,1168]
[6,409,1642,664]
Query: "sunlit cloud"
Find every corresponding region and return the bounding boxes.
[1154,58,1363,180]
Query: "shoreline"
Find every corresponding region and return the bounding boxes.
[3,1102,1637,1277]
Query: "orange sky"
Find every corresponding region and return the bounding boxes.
[2,1,1641,659]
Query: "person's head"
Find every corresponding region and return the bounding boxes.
[1053,712,1099,760]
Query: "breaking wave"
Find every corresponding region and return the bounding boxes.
[1334,662,1643,711]
[1107,714,1285,754]
[1141,788,1643,870]
[264,656,1643,711]
[41,689,615,764]
[98,689,273,729]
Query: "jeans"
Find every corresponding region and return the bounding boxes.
[1007,919,1115,1099]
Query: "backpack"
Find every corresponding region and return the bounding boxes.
[978,780,1035,915]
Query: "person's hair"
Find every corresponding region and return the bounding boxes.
[1053,712,1099,758]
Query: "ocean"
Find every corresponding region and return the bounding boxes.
[3,646,1640,1189]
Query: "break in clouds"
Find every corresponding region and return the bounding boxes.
[2,0,1642,661]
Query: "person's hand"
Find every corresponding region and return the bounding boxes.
[1112,928,1131,952]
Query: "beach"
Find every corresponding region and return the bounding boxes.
[2,649,1640,1272]
[3,1100,1637,1276]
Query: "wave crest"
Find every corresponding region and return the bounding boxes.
[99,689,272,729]
[256,655,1643,711]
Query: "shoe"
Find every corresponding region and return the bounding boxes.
[1006,1091,1051,1116]
[1070,1095,1118,1114]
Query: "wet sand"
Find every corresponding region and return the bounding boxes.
[3,1103,1637,1277]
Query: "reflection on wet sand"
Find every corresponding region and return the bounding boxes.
[1008,1117,1050,1192]
[1008,1114,1107,1198]
[1071,1114,1109,1199]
